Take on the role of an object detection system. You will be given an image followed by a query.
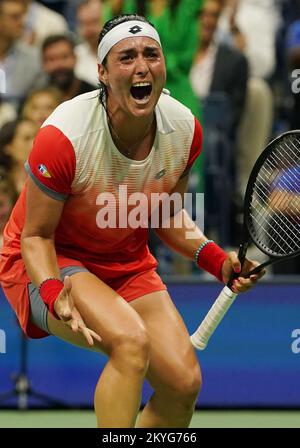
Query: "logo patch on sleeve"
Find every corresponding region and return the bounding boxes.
[38,164,52,178]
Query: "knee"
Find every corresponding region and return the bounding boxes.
[167,364,202,405]
[110,326,150,376]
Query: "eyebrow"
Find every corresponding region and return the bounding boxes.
[117,46,160,54]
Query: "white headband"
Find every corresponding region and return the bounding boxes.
[98,20,162,63]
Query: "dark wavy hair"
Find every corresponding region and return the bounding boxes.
[97,14,156,109]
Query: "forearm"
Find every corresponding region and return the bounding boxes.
[154,209,206,260]
[155,209,228,282]
[21,236,61,287]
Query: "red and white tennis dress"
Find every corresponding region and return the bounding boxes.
[0,90,202,338]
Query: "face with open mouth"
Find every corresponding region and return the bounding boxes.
[98,36,166,118]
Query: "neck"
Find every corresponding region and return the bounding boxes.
[107,100,155,146]
[106,100,156,158]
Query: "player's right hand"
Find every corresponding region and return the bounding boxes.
[54,276,102,346]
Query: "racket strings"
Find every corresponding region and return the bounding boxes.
[254,179,299,229]
[260,158,299,224]
[253,167,299,245]
[248,134,300,256]
[250,201,297,253]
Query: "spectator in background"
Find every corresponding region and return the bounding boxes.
[286,19,300,130]
[41,34,96,102]
[219,0,281,80]
[0,118,37,194]
[189,0,248,247]
[0,0,42,110]
[282,0,300,27]
[0,95,17,129]
[37,0,67,15]
[190,0,248,137]
[103,0,125,21]
[21,87,62,128]
[23,0,68,47]
[75,0,103,87]
[217,1,274,198]
[39,0,83,31]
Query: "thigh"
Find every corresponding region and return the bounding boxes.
[129,290,201,391]
[47,271,147,355]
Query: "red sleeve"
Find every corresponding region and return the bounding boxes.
[180,117,203,178]
[25,125,76,201]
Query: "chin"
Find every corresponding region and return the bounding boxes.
[132,107,154,119]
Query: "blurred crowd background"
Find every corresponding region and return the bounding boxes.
[0,0,300,276]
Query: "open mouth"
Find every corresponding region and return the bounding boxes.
[130,82,152,101]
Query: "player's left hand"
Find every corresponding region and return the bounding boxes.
[221,251,266,293]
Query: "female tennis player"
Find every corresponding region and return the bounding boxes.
[0,14,264,428]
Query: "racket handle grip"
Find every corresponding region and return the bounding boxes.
[190,286,238,350]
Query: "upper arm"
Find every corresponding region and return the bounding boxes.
[25,125,76,201]
[22,124,76,239]
[22,178,65,239]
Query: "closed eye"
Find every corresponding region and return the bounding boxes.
[120,54,134,62]
[145,50,159,58]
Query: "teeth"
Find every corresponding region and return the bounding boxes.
[132,82,151,87]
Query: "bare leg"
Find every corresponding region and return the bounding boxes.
[130,290,202,428]
[47,271,150,428]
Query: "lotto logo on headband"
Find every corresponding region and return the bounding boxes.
[129,25,143,34]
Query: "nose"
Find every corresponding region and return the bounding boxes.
[135,55,149,76]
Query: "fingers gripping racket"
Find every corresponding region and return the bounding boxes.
[191,131,300,350]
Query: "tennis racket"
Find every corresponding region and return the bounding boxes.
[190,130,300,350]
